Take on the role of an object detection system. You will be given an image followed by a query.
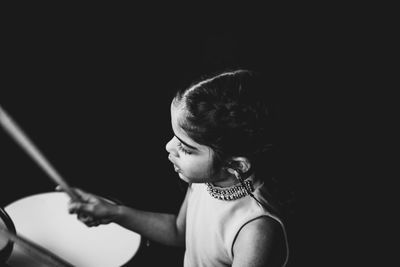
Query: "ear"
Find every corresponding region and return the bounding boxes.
[225,157,251,175]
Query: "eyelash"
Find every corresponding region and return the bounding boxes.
[177,142,192,155]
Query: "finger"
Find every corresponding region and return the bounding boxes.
[82,219,95,227]
[84,217,109,227]
[99,218,112,225]
[81,215,102,227]
[68,202,94,215]
[86,220,101,227]
[68,202,82,213]
[73,188,95,203]
[55,186,92,203]
[78,212,94,222]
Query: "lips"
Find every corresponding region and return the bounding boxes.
[168,155,181,173]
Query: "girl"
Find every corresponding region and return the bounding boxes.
[65,69,291,267]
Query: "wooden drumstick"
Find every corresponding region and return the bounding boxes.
[0,105,80,202]
[0,225,74,267]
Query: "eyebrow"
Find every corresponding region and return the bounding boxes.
[174,134,198,150]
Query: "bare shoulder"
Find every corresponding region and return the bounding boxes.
[232,216,287,267]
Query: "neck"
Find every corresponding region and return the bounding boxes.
[211,173,256,188]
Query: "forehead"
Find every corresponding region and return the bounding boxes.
[170,101,207,150]
[170,99,184,121]
[170,101,189,137]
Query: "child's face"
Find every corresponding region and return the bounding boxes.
[165,102,228,184]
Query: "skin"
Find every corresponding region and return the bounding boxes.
[65,100,285,266]
[166,100,239,187]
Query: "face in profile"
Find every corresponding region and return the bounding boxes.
[165,101,229,185]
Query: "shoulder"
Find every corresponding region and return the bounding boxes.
[232,216,286,267]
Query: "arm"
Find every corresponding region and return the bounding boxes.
[232,216,286,267]
[113,188,188,246]
[67,187,189,247]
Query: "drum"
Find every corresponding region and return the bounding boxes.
[4,192,142,267]
[0,207,16,263]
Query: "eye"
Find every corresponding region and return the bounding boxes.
[177,142,192,155]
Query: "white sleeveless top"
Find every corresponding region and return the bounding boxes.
[184,182,289,267]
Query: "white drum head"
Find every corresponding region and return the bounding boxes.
[4,192,141,267]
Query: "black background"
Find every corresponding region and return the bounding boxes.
[0,7,331,266]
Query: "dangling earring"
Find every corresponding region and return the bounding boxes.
[233,169,244,183]
[233,169,255,194]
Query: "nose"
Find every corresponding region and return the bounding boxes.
[165,136,179,157]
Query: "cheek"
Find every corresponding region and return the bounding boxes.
[179,156,213,177]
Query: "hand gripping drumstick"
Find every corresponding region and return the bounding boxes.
[0,105,81,202]
[0,225,74,266]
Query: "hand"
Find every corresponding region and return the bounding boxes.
[56,186,120,227]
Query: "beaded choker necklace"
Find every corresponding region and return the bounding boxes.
[206,179,254,201]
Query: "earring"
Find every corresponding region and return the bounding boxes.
[233,169,244,183]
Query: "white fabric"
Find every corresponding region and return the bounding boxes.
[184,182,289,267]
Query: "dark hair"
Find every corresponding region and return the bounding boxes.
[174,69,294,217]
[174,69,273,170]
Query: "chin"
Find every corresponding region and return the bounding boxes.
[178,173,209,184]
[178,173,190,183]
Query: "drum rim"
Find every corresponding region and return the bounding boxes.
[0,207,16,263]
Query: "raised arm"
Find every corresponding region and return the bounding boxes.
[113,187,189,246]
[66,186,189,247]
